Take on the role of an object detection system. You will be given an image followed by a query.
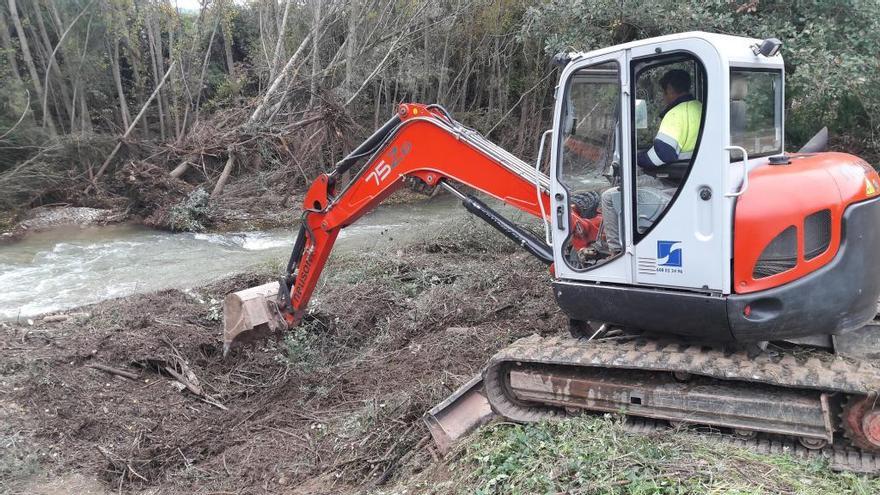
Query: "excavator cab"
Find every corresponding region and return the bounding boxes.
[549,33,880,344]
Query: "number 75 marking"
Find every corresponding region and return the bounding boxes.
[365,160,392,185]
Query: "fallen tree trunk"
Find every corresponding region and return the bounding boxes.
[211,147,235,198]
[91,61,177,185]
[169,160,191,179]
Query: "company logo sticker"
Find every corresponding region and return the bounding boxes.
[657,240,683,273]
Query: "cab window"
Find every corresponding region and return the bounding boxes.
[559,61,620,194]
[730,69,782,156]
[631,55,706,238]
[557,61,621,270]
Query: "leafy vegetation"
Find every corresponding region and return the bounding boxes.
[168,187,211,232]
[442,417,880,495]
[522,0,880,159]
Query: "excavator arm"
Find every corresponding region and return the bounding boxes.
[222,103,554,352]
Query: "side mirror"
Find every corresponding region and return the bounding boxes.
[635,99,648,130]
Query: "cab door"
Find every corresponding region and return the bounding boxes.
[550,50,633,285]
[627,39,728,292]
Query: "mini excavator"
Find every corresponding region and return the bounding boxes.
[223,32,880,471]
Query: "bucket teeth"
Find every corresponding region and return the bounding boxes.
[222,281,288,355]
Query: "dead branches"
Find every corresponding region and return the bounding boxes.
[162,336,227,410]
[91,61,177,185]
[87,362,140,380]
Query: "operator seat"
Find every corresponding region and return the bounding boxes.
[730,74,749,141]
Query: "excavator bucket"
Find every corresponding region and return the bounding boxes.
[222,281,288,355]
[423,374,497,453]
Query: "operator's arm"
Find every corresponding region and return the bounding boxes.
[637,109,684,168]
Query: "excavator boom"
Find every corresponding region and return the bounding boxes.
[222,104,552,351]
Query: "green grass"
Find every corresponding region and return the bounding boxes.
[443,416,880,495]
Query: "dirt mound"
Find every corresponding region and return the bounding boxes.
[0,223,564,494]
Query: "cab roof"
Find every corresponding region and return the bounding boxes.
[568,31,784,69]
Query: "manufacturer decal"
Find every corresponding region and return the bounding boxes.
[364,141,412,186]
[657,240,683,273]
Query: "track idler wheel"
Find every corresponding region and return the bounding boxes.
[842,394,880,451]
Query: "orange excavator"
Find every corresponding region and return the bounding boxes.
[222,33,880,471]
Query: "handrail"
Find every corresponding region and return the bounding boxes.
[535,129,553,245]
[724,145,750,197]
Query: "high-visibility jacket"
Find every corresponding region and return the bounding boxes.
[638,94,702,168]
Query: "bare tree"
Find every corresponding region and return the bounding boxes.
[308,0,322,107]
[269,0,291,81]
[7,0,57,136]
[40,0,94,133]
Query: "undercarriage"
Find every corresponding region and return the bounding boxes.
[428,331,880,473]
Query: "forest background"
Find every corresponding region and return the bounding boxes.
[1,0,879,230]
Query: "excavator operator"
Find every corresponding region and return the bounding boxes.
[600,69,702,254]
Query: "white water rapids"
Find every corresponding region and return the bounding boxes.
[0,195,466,320]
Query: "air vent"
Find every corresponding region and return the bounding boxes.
[637,257,657,275]
[753,225,797,279]
[804,209,831,260]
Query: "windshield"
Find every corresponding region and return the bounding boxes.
[730,69,783,156]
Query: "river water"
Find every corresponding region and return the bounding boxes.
[0,195,466,320]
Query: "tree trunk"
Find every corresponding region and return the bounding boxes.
[30,0,73,123]
[92,61,177,184]
[154,11,170,139]
[40,0,94,134]
[257,1,271,79]
[343,0,357,93]
[7,0,56,136]
[167,17,181,139]
[170,160,191,178]
[193,14,220,126]
[211,147,235,198]
[0,9,26,92]
[308,0,322,107]
[144,9,166,140]
[109,36,132,130]
[269,0,291,81]
[248,29,313,125]
[70,15,94,134]
[220,0,235,74]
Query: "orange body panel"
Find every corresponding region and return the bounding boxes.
[733,152,880,294]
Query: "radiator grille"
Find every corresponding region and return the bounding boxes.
[804,209,832,261]
[753,225,797,279]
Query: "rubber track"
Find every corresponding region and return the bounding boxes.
[483,334,880,473]
[489,334,880,394]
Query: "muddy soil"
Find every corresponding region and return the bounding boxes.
[0,220,564,494]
